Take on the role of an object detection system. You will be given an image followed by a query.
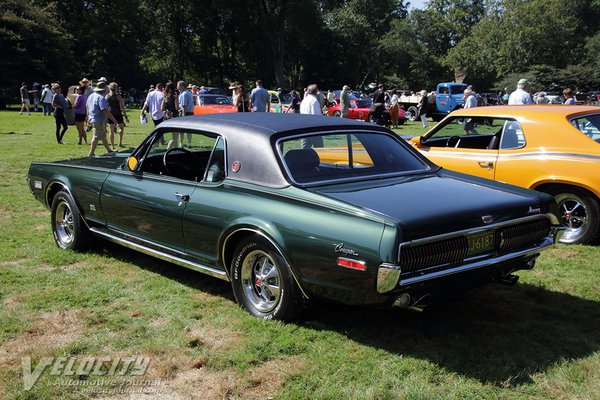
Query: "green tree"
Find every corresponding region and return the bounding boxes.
[0,0,73,103]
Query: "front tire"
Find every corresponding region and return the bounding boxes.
[333,110,341,118]
[230,236,303,321]
[548,187,600,244]
[51,190,91,250]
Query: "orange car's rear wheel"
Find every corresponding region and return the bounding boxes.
[549,188,600,245]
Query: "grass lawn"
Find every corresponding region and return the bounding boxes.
[0,109,599,399]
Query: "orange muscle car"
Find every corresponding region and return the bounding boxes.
[409,105,600,244]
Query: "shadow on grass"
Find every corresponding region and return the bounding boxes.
[95,242,599,387]
[305,283,600,387]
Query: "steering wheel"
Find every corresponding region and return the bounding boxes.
[162,147,201,177]
[446,135,461,148]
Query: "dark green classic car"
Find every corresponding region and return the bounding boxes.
[28,114,563,320]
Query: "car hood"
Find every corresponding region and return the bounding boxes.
[311,171,546,240]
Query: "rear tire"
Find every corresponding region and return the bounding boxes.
[50,190,91,251]
[547,187,600,244]
[333,110,341,118]
[230,235,304,321]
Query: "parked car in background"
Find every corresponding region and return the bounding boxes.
[480,92,501,106]
[28,114,562,320]
[326,98,407,125]
[193,94,237,115]
[268,90,293,113]
[408,105,600,244]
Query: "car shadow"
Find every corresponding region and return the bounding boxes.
[303,283,600,387]
[96,242,600,387]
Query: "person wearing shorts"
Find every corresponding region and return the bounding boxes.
[86,81,117,157]
[73,86,88,145]
[106,82,128,149]
[20,82,30,115]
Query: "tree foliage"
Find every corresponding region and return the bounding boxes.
[2,0,600,98]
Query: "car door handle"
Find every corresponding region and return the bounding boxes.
[173,192,190,206]
[478,161,494,170]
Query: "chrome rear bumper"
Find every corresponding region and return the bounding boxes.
[377,228,563,294]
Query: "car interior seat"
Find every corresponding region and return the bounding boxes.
[284,149,320,180]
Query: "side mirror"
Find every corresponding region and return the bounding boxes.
[127,156,140,172]
[410,136,423,146]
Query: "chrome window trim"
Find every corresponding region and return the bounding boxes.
[276,129,433,187]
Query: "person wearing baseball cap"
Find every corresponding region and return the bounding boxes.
[508,78,533,105]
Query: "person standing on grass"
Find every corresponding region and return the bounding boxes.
[51,84,69,144]
[299,84,324,148]
[106,82,128,149]
[73,86,88,145]
[340,85,350,118]
[19,82,31,115]
[40,84,54,116]
[141,83,165,126]
[389,89,399,128]
[86,81,117,157]
[249,80,270,112]
[177,80,195,147]
[418,90,429,129]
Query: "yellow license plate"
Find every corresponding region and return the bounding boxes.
[467,231,495,256]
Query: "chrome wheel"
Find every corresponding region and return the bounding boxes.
[557,195,588,243]
[240,250,281,313]
[54,201,75,246]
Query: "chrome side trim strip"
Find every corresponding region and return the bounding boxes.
[221,227,310,299]
[89,228,229,281]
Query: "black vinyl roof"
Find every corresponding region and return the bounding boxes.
[156,113,391,188]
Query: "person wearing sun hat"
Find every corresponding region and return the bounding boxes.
[86,81,117,157]
[79,78,93,97]
[508,78,533,105]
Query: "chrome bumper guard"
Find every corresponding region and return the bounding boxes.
[377,228,563,294]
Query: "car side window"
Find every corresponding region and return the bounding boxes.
[139,130,220,182]
[499,120,526,150]
[204,136,226,183]
[271,94,279,104]
[571,115,600,143]
[425,117,507,149]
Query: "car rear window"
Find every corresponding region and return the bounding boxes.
[571,114,600,144]
[279,132,429,185]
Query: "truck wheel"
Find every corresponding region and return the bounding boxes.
[406,106,418,122]
[230,236,304,321]
[50,190,91,251]
[547,187,600,244]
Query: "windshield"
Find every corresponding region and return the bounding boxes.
[355,99,372,108]
[571,114,600,144]
[201,96,233,106]
[279,132,429,185]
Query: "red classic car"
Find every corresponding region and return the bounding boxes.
[193,94,237,115]
[327,98,406,125]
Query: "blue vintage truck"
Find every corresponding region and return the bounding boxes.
[398,82,468,122]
